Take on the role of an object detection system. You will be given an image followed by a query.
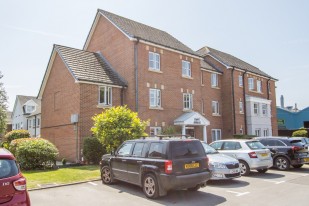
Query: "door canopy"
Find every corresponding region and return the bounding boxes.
[174,111,210,126]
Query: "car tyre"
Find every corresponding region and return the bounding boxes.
[257,169,268,173]
[187,185,201,191]
[275,156,290,171]
[239,160,250,176]
[292,164,303,168]
[143,173,159,199]
[101,166,113,185]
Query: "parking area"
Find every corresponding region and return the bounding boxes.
[29,165,309,206]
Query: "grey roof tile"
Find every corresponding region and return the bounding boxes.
[197,46,276,79]
[200,60,222,73]
[55,45,127,87]
[99,10,199,57]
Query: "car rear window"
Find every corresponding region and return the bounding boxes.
[0,159,19,179]
[290,140,304,147]
[148,143,165,159]
[171,141,205,159]
[245,141,265,150]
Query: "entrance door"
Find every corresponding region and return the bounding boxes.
[186,128,195,138]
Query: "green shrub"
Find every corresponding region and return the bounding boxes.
[62,158,67,165]
[83,137,106,164]
[292,129,308,137]
[4,130,30,143]
[10,138,59,170]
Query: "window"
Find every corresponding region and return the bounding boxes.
[212,101,219,115]
[263,129,269,137]
[132,143,145,157]
[182,60,191,77]
[37,118,40,128]
[255,129,261,137]
[99,86,112,106]
[257,80,262,93]
[183,93,193,110]
[240,128,243,134]
[239,75,243,87]
[201,100,205,114]
[246,141,265,150]
[253,103,259,115]
[210,141,223,150]
[0,160,19,179]
[171,141,204,159]
[26,105,35,113]
[211,129,221,142]
[248,78,254,91]
[32,119,36,128]
[150,127,162,136]
[239,101,243,113]
[117,143,133,156]
[222,142,241,150]
[262,104,268,116]
[149,52,160,71]
[29,120,32,128]
[211,73,218,87]
[149,89,161,108]
[148,143,164,158]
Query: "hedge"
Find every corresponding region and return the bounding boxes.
[83,137,106,164]
[4,130,30,143]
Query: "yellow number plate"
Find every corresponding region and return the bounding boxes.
[185,163,200,169]
[304,157,309,162]
[261,153,268,157]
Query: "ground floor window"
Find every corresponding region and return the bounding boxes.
[255,128,261,137]
[99,86,112,106]
[211,129,221,142]
[263,129,269,136]
[150,127,162,136]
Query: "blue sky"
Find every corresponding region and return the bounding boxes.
[1,0,308,111]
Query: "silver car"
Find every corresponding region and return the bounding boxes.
[210,139,273,176]
[201,142,241,180]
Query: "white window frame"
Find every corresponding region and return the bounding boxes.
[263,129,269,137]
[211,129,221,142]
[211,73,218,87]
[150,127,162,136]
[248,78,254,91]
[257,80,262,93]
[37,118,40,128]
[239,75,243,87]
[212,101,220,115]
[149,88,161,108]
[183,93,193,110]
[99,86,112,106]
[253,103,259,115]
[262,104,268,116]
[26,105,35,113]
[182,60,191,77]
[255,128,261,137]
[149,52,160,71]
[239,101,243,113]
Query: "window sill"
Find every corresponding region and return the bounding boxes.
[97,104,112,109]
[149,107,164,110]
[212,114,221,117]
[249,90,263,94]
[183,109,193,112]
[239,112,244,115]
[182,75,193,80]
[211,86,220,89]
[148,68,162,73]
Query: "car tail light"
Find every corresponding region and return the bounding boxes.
[292,146,301,152]
[248,152,257,158]
[165,160,173,174]
[205,157,209,167]
[13,178,27,191]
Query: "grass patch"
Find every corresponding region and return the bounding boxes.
[22,165,100,189]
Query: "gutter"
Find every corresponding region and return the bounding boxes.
[231,67,236,135]
[134,38,140,112]
[267,78,271,100]
[242,70,248,135]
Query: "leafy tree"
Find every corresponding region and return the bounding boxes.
[91,106,148,152]
[292,129,308,137]
[0,72,8,136]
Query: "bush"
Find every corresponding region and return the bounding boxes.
[10,138,59,170]
[4,130,30,143]
[292,129,308,137]
[83,137,105,164]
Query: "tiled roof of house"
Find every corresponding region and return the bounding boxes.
[98,9,199,57]
[55,45,127,87]
[197,46,275,79]
[17,95,37,106]
[200,60,222,73]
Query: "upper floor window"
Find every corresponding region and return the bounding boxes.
[183,93,193,110]
[149,52,160,71]
[239,75,243,87]
[248,78,254,91]
[26,105,35,113]
[99,86,112,106]
[253,103,259,115]
[37,118,40,128]
[239,101,243,113]
[149,89,161,108]
[257,80,262,93]
[182,60,191,77]
[212,101,220,115]
[262,104,268,116]
[211,73,218,87]
[150,127,162,136]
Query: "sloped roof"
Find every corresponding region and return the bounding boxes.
[98,9,199,57]
[174,111,210,126]
[197,46,276,79]
[55,45,127,86]
[200,60,222,73]
[17,95,37,106]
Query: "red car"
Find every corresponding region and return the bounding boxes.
[0,148,30,205]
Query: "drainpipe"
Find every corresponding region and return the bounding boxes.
[267,78,271,100]
[231,67,236,135]
[34,115,37,137]
[242,70,248,135]
[134,38,140,112]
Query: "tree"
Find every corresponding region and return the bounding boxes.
[0,72,8,136]
[91,106,148,152]
[292,128,308,137]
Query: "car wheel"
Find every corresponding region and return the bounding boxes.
[257,169,268,173]
[275,156,290,171]
[143,173,159,199]
[187,185,201,191]
[101,166,113,184]
[292,164,303,168]
[239,160,250,176]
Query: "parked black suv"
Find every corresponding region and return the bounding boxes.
[255,137,309,170]
[100,136,211,199]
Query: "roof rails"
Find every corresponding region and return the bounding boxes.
[141,134,195,140]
